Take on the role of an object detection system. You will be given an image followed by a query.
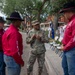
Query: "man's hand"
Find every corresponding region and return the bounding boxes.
[21,60,24,67]
[36,35,41,40]
[31,34,36,39]
[60,45,64,51]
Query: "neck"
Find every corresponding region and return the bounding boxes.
[70,13,74,17]
[69,12,75,19]
[12,23,18,28]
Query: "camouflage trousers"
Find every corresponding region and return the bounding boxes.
[27,52,45,75]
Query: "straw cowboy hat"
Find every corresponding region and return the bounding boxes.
[6,12,24,21]
[59,1,75,13]
[32,20,40,26]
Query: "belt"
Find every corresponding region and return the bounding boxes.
[63,44,66,46]
[0,50,3,52]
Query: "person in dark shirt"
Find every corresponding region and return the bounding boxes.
[50,22,55,39]
[0,16,6,75]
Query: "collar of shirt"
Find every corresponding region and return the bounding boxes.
[69,14,75,22]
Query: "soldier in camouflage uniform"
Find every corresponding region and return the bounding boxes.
[26,20,49,75]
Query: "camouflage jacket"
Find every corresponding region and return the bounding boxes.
[26,29,49,54]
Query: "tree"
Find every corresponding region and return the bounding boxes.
[0,0,5,11]
[50,0,75,14]
[2,0,50,22]
[49,0,75,30]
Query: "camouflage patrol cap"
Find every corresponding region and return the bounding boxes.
[32,20,40,26]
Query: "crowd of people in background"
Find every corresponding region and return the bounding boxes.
[48,21,54,39]
[48,21,66,42]
[0,16,6,75]
[57,23,66,42]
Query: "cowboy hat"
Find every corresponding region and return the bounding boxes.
[6,12,24,21]
[59,2,75,13]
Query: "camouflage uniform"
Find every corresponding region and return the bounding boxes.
[26,28,49,75]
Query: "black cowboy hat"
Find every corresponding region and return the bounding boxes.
[6,12,24,21]
[0,17,6,23]
[59,2,75,13]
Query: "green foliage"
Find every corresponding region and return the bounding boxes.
[1,0,50,21]
[55,40,62,45]
[45,30,49,35]
[1,0,75,19]
[0,0,5,11]
[3,0,16,16]
[50,0,75,14]
[2,0,74,22]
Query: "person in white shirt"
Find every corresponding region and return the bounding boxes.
[48,26,51,38]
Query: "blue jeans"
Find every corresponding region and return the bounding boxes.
[4,55,21,75]
[0,52,5,75]
[62,48,75,75]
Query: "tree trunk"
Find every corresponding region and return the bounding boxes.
[37,11,41,22]
[53,14,58,31]
[37,0,49,21]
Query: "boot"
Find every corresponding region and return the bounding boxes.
[27,72,30,75]
[38,67,43,75]
[38,72,42,75]
[38,70,42,75]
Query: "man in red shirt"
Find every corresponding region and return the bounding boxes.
[59,1,75,75]
[2,12,24,75]
[0,17,5,75]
